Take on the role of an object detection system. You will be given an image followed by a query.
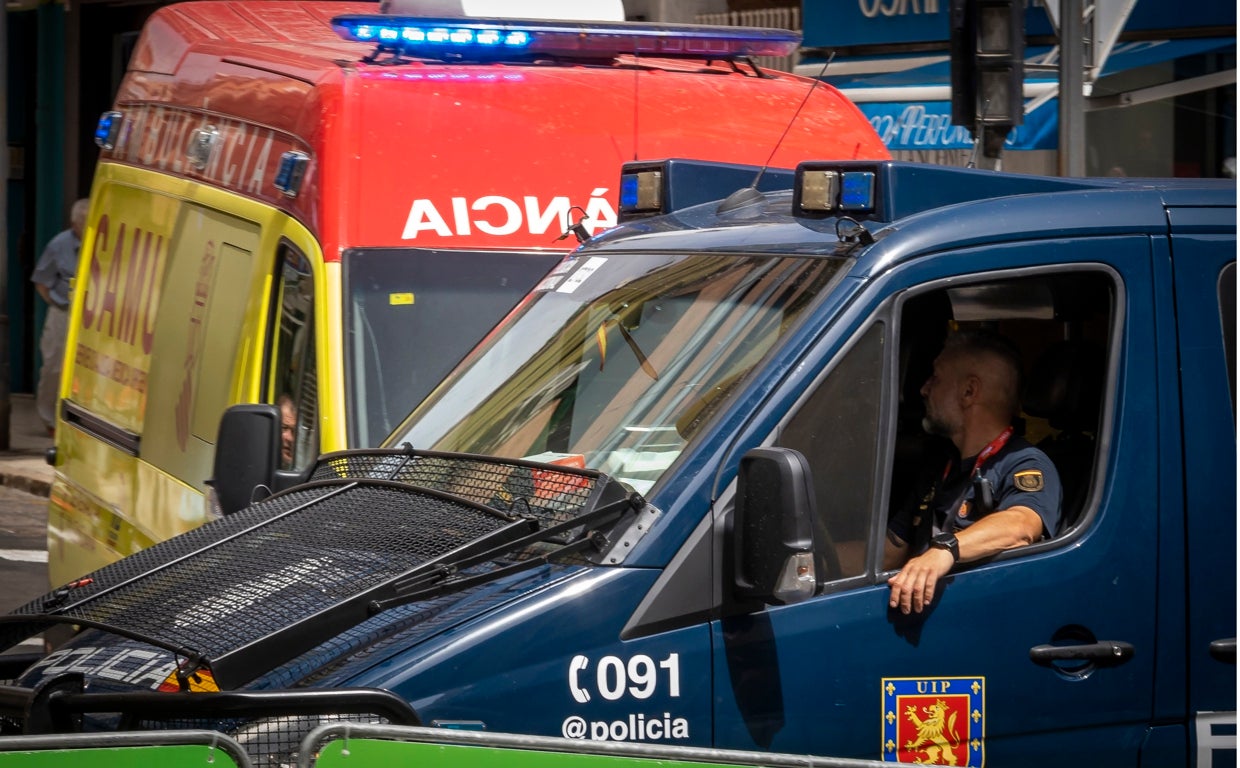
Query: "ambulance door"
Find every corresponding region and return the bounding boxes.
[143,206,259,490]
[711,241,1159,765]
[1169,221,1237,764]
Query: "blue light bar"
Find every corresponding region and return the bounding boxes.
[331,16,800,62]
[95,111,124,150]
[794,163,880,219]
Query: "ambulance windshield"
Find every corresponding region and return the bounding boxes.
[343,248,563,447]
[387,251,850,494]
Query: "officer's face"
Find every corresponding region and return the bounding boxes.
[921,353,963,438]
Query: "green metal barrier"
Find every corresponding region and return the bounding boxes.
[300,724,890,768]
[0,730,251,768]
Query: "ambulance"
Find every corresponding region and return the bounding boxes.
[4,159,1231,766]
[48,0,889,585]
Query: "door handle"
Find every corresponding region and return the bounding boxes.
[1030,640,1134,666]
[1209,638,1236,664]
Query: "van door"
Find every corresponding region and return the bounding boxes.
[711,240,1159,765]
[1169,220,1237,764]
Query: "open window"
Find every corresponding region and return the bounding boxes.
[889,270,1115,536]
[772,268,1116,589]
[266,244,318,472]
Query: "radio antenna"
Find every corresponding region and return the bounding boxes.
[633,47,640,161]
[752,52,834,189]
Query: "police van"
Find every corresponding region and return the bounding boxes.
[7,160,1233,767]
[49,0,889,585]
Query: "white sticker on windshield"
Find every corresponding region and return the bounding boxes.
[535,259,577,292]
[557,256,607,294]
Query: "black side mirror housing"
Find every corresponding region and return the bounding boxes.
[211,404,285,515]
[733,447,819,606]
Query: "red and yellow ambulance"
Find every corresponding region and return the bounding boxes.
[50,0,888,585]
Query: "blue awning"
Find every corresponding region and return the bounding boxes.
[809,37,1235,151]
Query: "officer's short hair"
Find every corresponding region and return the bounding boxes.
[941,329,1023,420]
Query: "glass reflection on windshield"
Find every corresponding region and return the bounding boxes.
[391,251,848,494]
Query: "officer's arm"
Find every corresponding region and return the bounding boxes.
[955,505,1043,563]
[887,505,1042,614]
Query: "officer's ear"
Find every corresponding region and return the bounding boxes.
[960,373,982,404]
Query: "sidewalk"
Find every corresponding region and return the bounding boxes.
[0,393,55,497]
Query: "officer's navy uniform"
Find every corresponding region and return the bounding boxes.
[889,431,1063,554]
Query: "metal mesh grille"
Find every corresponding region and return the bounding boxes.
[312,450,600,531]
[1,451,606,687]
[16,483,516,657]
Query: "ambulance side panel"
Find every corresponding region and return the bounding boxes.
[51,167,324,584]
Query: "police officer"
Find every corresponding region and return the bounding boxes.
[885,330,1062,615]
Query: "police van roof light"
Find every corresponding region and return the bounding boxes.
[794,163,881,219]
[95,111,124,151]
[331,16,800,62]
[620,169,663,215]
[275,151,311,198]
[839,172,876,211]
[798,170,838,213]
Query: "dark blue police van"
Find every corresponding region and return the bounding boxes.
[1,161,1234,767]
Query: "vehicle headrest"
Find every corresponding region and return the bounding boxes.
[1022,340,1105,433]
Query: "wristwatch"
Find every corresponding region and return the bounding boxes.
[930,533,960,563]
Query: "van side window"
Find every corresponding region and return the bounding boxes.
[770,271,1116,588]
[773,322,885,581]
[889,271,1116,539]
[270,245,318,471]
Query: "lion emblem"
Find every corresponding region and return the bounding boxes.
[903,698,961,765]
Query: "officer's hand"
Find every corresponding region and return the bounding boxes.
[887,548,954,614]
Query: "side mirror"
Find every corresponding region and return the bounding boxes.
[733,447,819,606]
[210,404,281,515]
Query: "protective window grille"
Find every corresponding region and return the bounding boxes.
[695,7,801,72]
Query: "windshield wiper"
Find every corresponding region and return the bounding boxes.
[368,490,645,612]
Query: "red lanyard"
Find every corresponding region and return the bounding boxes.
[970,426,1014,476]
[942,425,1014,481]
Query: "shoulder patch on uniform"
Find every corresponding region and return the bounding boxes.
[1014,469,1044,492]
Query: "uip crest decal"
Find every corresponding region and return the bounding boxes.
[882,676,984,766]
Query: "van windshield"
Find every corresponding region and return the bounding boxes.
[387,251,850,494]
[342,248,564,446]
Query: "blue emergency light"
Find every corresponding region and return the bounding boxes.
[795,164,881,219]
[95,111,124,151]
[620,168,663,216]
[274,151,311,198]
[617,159,799,223]
[331,16,800,62]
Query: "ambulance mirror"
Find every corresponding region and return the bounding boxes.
[212,404,281,515]
[733,447,818,606]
